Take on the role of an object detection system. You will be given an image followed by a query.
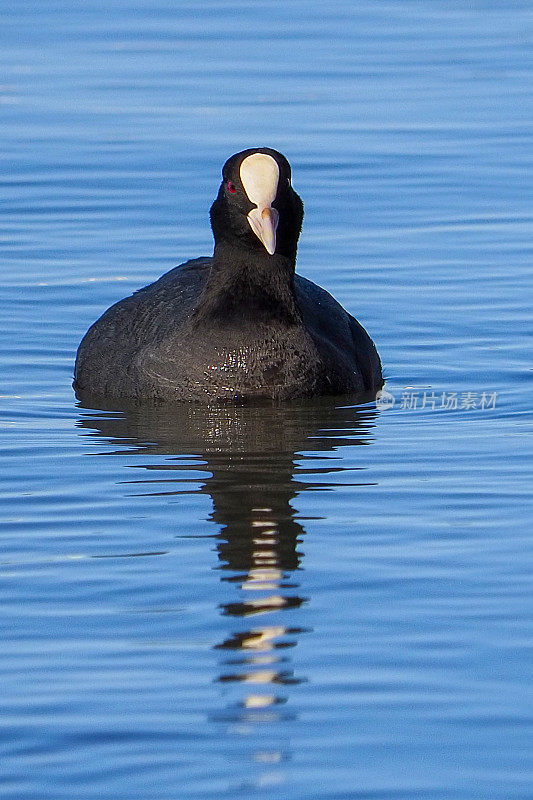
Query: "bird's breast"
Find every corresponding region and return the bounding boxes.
[137,325,323,400]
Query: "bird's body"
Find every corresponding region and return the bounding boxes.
[74,148,382,403]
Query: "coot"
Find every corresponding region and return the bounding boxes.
[74,148,382,402]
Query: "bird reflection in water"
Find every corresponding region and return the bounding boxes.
[76,396,376,734]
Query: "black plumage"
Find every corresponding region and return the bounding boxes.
[74,147,382,403]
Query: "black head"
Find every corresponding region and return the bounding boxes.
[210,147,304,262]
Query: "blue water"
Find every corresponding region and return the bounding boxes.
[1,1,532,798]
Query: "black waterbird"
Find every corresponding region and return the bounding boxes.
[74,148,382,403]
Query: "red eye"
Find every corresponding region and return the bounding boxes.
[227,180,237,194]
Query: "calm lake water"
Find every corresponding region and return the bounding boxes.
[1,1,532,798]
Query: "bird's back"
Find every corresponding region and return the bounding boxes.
[295,275,382,394]
[74,258,211,400]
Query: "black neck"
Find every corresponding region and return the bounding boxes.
[193,241,301,326]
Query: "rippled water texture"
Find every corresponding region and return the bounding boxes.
[1,1,532,798]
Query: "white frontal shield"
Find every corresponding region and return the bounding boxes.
[240,153,280,255]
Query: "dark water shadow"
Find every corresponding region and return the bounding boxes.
[76,396,378,720]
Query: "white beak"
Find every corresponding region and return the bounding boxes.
[246,205,279,256]
[240,153,280,255]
